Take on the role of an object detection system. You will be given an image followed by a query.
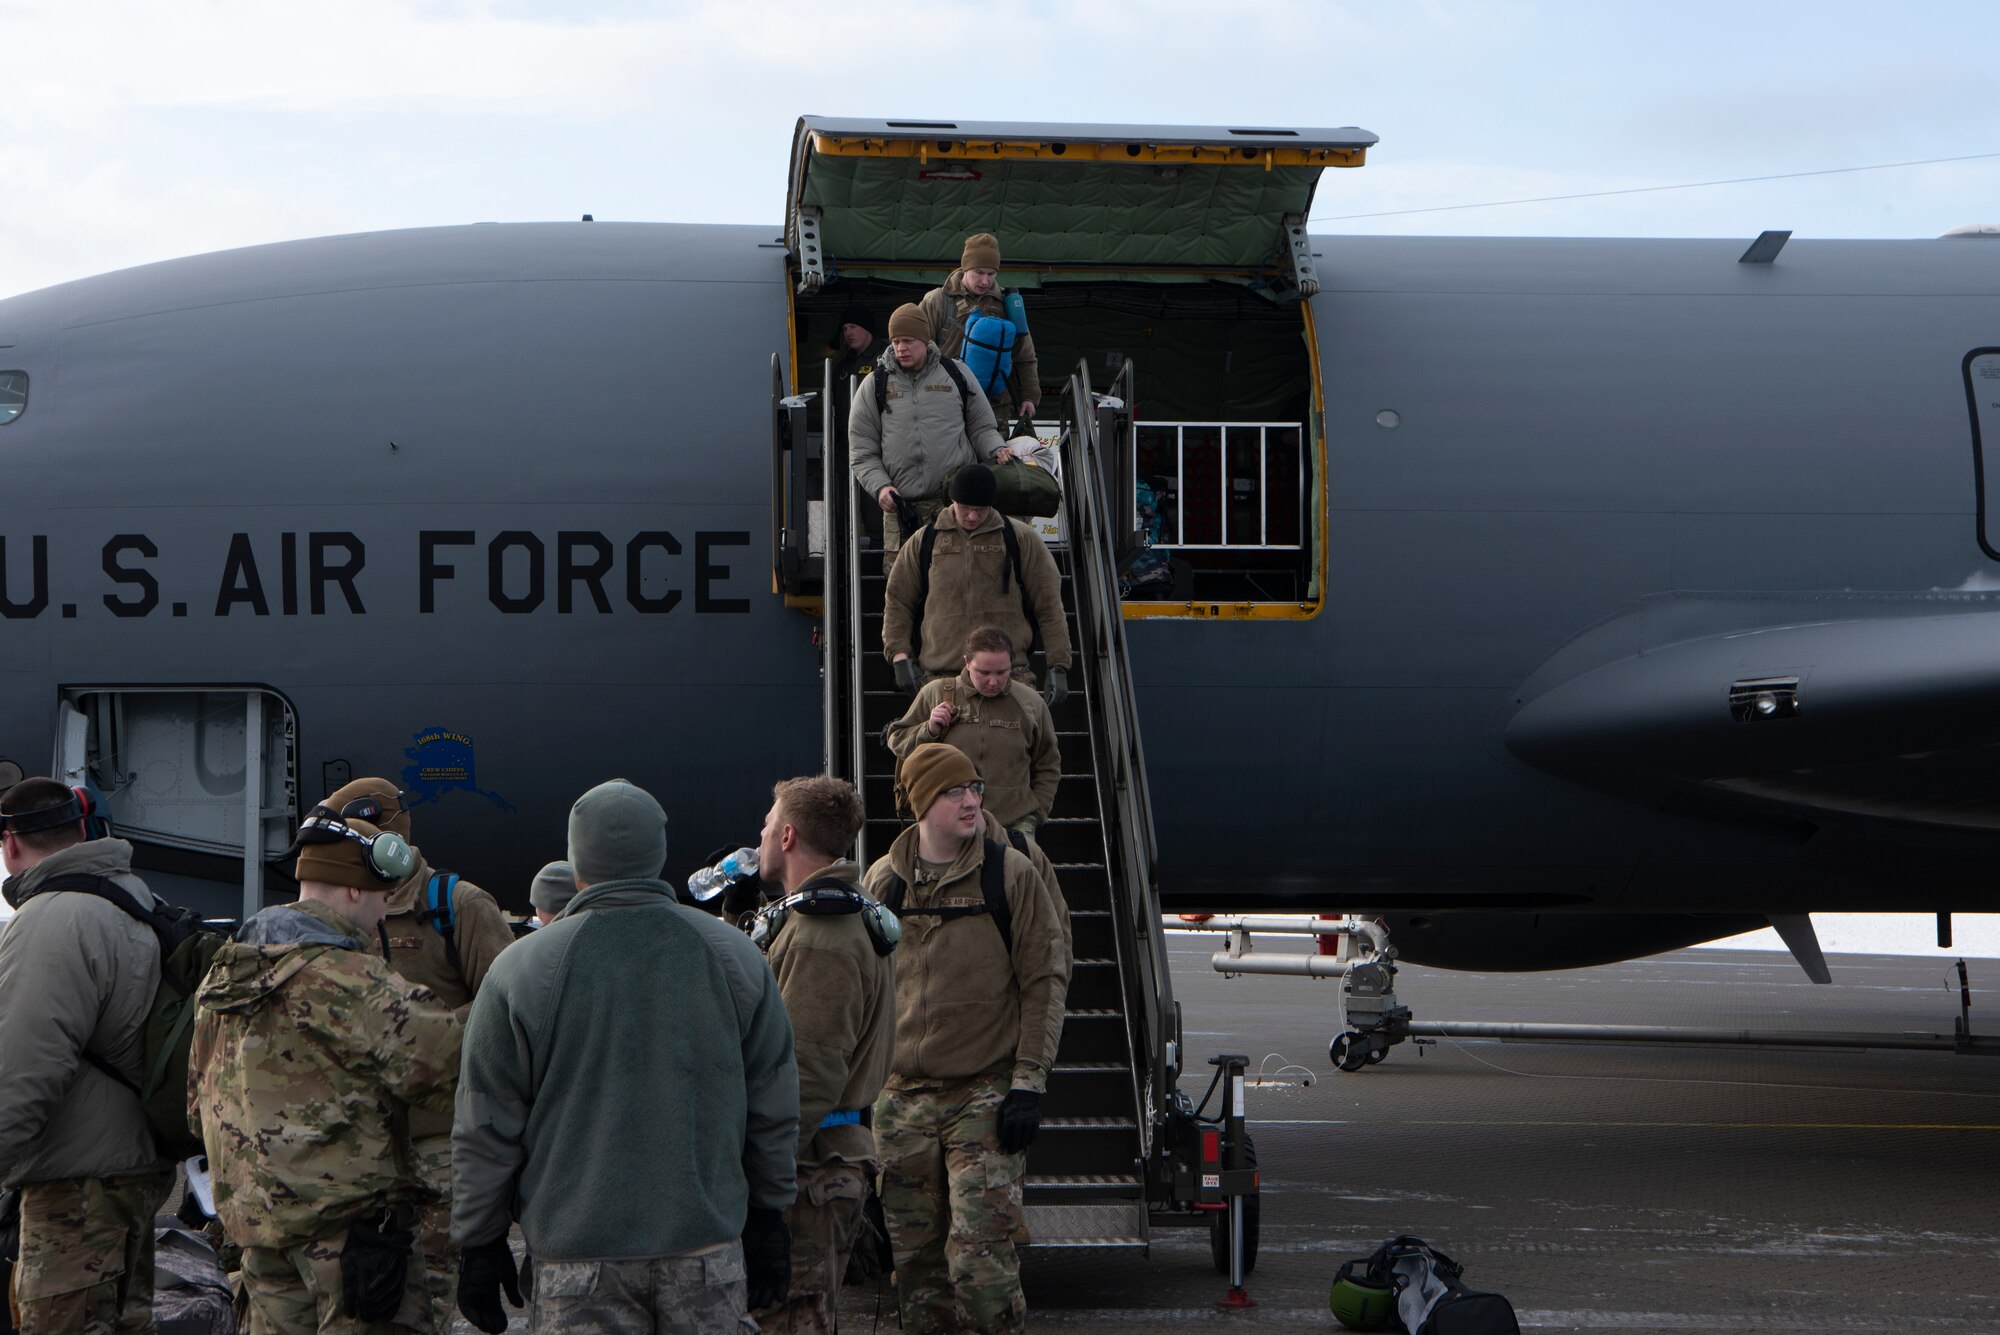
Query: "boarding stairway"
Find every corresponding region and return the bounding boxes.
[806,358,1182,1250]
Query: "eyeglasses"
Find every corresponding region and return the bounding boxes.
[941,781,986,800]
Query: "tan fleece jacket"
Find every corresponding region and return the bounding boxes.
[919,272,1041,415]
[862,826,1070,1092]
[880,506,1072,679]
[380,850,512,1139]
[885,673,1060,828]
[764,860,896,1166]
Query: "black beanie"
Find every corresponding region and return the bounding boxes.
[838,308,874,334]
[950,464,998,506]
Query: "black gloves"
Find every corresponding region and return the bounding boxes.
[457,1238,524,1335]
[894,658,924,697]
[996,1088,1044,1152]
[1042,666,1069,710]
[742,1205,792,1312]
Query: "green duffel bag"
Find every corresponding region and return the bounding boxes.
[953,458,1061,520]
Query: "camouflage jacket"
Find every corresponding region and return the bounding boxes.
[189,897,462,1248]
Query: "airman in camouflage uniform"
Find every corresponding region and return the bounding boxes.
[0,777,174,1335]
[190,812,462,1335]
[863,746,1070,1335]
[320,779,513,1335]
[746,777,897,1335]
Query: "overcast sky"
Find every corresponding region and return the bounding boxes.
[5,0,1997,300]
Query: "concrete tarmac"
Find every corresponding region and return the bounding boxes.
[838,936,2000,1333]
[442,936,1999,1333]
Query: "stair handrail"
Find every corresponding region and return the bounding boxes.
[1059,360,1177,1144]
[844,378,870,864]
[819,367,873,866]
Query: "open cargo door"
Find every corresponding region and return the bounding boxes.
[782,117,1369,615]
[786,118,1374,279]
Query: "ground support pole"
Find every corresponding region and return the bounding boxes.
[1213,1053,1257,1309]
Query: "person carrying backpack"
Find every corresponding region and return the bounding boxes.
[849,304,1012,551]
[317,778,514,1335]
[918,232,1041,424]
[191,808,462,1334]
[862,744,1070,1335]
[0,777,175,1335]
[881,464,1074,706]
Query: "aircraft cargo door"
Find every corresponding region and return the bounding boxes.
[781,116,1364,619]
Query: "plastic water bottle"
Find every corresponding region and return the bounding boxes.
[687,847,758,903]
[1003,288,1030,338]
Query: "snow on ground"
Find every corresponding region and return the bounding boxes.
[1703,912,2000,960]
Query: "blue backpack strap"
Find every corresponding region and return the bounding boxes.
[422,872,464,977]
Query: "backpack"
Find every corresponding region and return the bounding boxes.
[415,872,462,976]
[1336,1235,1519,1335]
[877,833,1027,955]
[980,459,1061,520]
[958,312,1016,397]
[906,516,1042,665]
[43,873,228,1161]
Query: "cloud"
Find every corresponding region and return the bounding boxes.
[4,0,1998,299]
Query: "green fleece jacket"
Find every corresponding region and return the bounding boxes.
[451,877,798,1260]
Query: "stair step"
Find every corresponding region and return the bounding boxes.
[1062,1009,1123,1019]
[1051,1061,1130,1073]
[1027,1173,1142,1193]
[1041,1116,1139,1130]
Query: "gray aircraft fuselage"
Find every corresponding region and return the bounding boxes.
[2,220,1996,968]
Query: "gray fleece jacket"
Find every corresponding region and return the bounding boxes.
[0,839,165,1188]
[451,876,798,1260]
[849,344,1007,503]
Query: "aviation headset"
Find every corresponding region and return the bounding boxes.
[0,784,113,841]
[294,804,417,884]
[746,877,900,957]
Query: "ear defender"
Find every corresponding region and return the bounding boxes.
[296,815,416,884]
[366,829,416,882]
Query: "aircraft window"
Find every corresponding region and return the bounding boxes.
[0,372,24,426]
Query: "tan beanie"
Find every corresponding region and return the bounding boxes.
[961,232,1001,271]
[323,777,410,838]
[887,303,930,342]
[296,816,393,891]
[898,743,980,819]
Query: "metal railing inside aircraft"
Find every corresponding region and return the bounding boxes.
[1132,422,1306,551]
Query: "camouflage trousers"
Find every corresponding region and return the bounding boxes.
[881,495,946,553]
[874,1073,1029,1335]
[527,1243,748,1335]
[409,1134,456,1335]
[237,1232,433,1335]
[9,1168,174,1335]
[750,1161,869,1335]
